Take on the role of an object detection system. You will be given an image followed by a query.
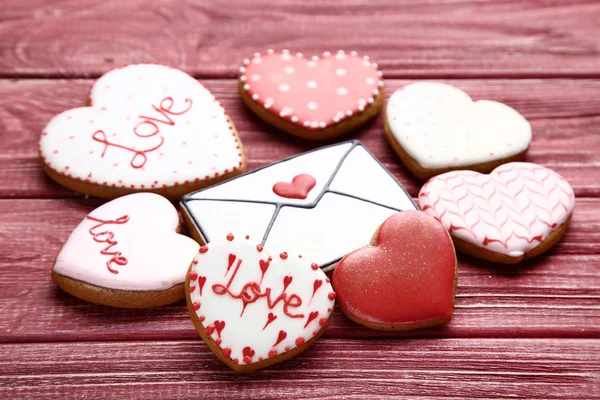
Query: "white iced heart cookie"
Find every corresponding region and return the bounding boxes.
[40,64,246,200]
[419,163,575,264]
[52,193,200,308]
[186,235,335,371]
[385,82,532,180]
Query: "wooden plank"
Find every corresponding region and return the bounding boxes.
[0,78,599,199]
[1,1,600,78]
[0,339,598,399]
[0,198,598,343]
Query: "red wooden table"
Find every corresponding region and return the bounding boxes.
[1,1,599,398]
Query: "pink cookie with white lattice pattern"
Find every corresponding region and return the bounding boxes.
[239,49,384,140]
[40,64,246,200]
[186,234,335,371]
[418,162,575,264]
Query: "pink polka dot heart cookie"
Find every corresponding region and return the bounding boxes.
[40,64,246,200]
[385,82,532,180]
[419,162,575,264]
[186,234,335,371]
[239,49,384,140]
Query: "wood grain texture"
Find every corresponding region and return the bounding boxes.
[1,339,598,399]
[0,198,598,343]
[1,78,599,199]
[1,1,600,78]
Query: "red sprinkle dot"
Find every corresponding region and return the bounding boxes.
[256,244,264,252]
[319,317,328,326]
[298,255,303,258]
[226,233,234,241]
[189,271,198,281]
[222,348,231,358]
[258,357,263,361]
[215,339,222,346]
[199,316,205,322]
[285,346,291,351]
[192,259,199,265]
[280,252,288,260]
[245,235,250,240]
[326,277,330,283]
[188,286,196,293]
[192,302,200,311]
[328,292,336,300]
[268,349,277,358]
[311,263,319,270]
[243,356,252,365]
[295,337,305,346]
[233,358,239,364]
[268,256,273,262]
[205,325,215,335]
[199,246,209,254]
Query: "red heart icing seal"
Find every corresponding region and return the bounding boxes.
[239,49,384,140]
[332,211,457,330]
[272,174,317,200]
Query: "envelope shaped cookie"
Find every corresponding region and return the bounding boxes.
[181,141,417,272]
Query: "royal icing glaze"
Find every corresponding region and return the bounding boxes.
[54,193,199,290]
[181,141,417,271]
[187,236,335,365]
[332,211,456,326]
[240,49,383,131]
[40,64,243,190]
[419,163,575,257]
[386,82,532,169]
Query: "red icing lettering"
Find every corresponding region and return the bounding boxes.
[92,97,192,169]
[212,257,305,319]
[86,215,130,274]
[272,174,316,199]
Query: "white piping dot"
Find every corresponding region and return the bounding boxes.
[337,87,348,95]
[251,74,260,81]
[307,101,318,110]
[252,94,259,100]
[284,66,295,74]
[336,68,346,76]
[307,80,317,89]
[279,83,290,92]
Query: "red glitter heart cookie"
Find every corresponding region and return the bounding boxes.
[239,49,384,140]
[332,211,457,331]
[186,234,336,371]
[39,64,246,200]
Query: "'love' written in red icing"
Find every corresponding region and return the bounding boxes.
[86,215,130,274]
[92,96,193,169]
[212,257,305,319]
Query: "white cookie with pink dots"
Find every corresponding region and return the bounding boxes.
[239,49,384,140]
[40,64,246,200]
[186,234,335,371]
[385,82,532,180]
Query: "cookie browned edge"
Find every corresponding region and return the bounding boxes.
[336,215,458,331]
[184,256,334,372]
[448,215,573,264]
[239,81,384,141]
[40,116,247,201]
[383,111,529,181]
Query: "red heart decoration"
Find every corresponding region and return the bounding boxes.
[198,276,207,295]
[214,320,226,336]
[263,312,278,330]
[282,276,293,290]
[273,174,317,200]
[240,50,383,133]
[259,259,270,274]
[273,330,287,347]
[332,211,456,329]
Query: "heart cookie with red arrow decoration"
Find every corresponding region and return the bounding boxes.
[186,234,336,371]
[332,211,457,331]
[239,49,384,140]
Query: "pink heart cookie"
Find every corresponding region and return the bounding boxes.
[419,163,575,263]
[52,193,199,308]
[40,64,246,200]
[186,234,336,371]
[239,49,384,140]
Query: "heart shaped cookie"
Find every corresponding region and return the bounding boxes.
[385,82,532,180]
[40,64,246,200]
[52,193,200,308]
[239,49,384,140]
[419,162,575,263]
[332,211,457,330]
[186,234,335,371]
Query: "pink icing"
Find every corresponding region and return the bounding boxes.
[418,162,575,257]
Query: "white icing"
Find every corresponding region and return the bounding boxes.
[386,82,532,169]
[188,239,335,365]
[265,193,401,267]
[190,142,352,205]
[185,200,276,243]
[54,193,199,290]
[183,142,416,271]
[418,162,575,257]
[329,145,416,210]
[40,64,242,189]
